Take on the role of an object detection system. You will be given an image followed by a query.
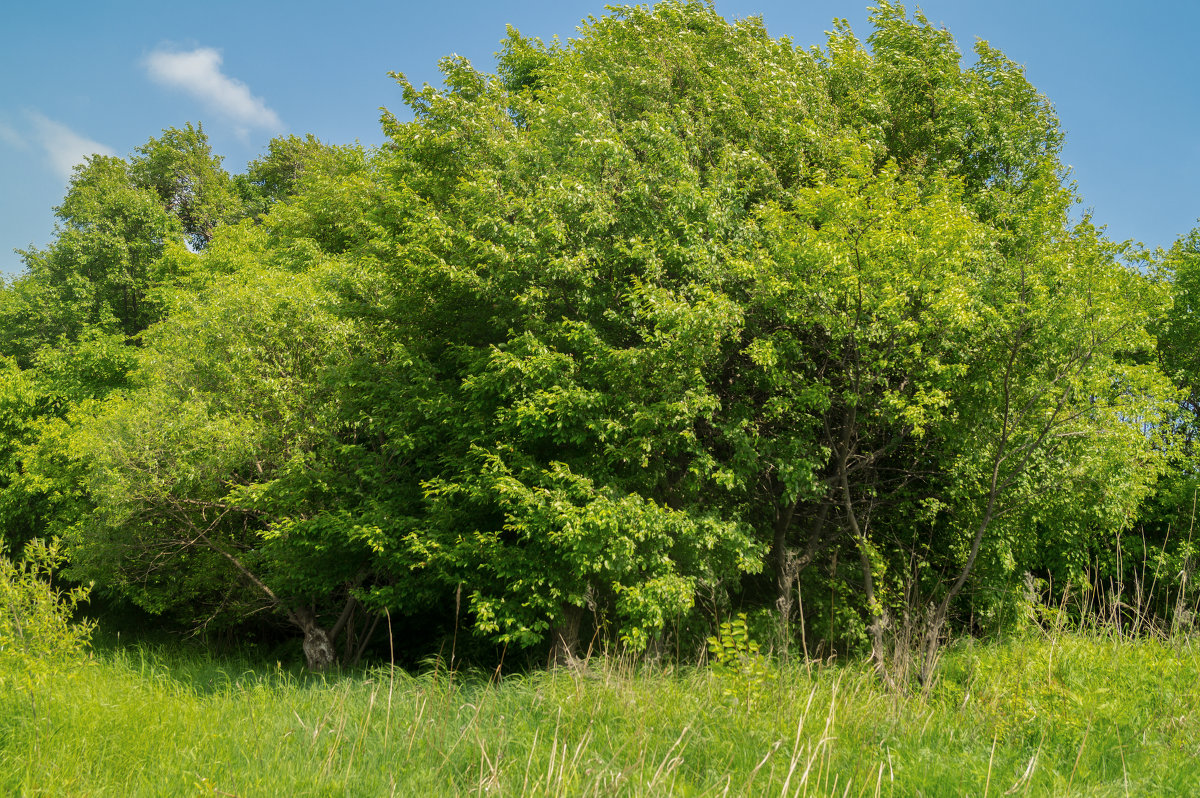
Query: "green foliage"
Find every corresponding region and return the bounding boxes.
[706,613,761,672]
[0,538,94,709]
[706,612,774,705]
[239,134,368,220]
[0,333,136,554]
[0,0,1191,668]
[66,262,371,628]
[0,359,45,553]
[130,123,245,250]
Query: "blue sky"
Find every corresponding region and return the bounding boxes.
[3,1,1198,277]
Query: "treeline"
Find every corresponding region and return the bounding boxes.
[2,1,1198,680]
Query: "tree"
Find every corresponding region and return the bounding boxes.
[5,157,181,356]
[130,123,244,250]
[799,4,1169,681]
[1123,226,1200,632]
[66,254,375,670]
[356,0,1170,671]
[1,124,248,363]
[1,128,384,668]
[239,134,367,219]
[364,1,838,655]
[10,1,1174,675]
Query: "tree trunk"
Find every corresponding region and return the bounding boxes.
[290,589,362,672]
[773,501,798,650]
[293,607,336,671]
[303,626,336,671]
[550,603,583,666]
[190,522,366,672]
[773,499,830,657]
[832,401,895,688]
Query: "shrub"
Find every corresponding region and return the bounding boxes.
[0,538,94,714]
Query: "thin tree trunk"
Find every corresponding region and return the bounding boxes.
[772,494,801,648]
[773,500,830,655]
[833,403,893,688]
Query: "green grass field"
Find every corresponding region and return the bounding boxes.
[2,631,1198,796]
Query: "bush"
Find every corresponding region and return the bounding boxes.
[0,538,94,710]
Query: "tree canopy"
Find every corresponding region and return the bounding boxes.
[0,1,1193,678]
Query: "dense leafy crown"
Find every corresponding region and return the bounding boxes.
[0,1,1189,671]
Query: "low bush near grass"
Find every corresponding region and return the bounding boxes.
[0,538,93,733]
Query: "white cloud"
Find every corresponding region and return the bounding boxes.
[26,112,117,180]
[144,47,283,133]
[0,121,28,151]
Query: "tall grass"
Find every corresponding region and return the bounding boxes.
[2,627,1198,796]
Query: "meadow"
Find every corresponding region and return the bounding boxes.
[3,628,1198,796]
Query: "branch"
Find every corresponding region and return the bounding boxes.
[329,570,369,642]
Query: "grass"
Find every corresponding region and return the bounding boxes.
[2,630,1199,796]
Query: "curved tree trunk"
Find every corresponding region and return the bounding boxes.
[189,518,367,671]
[291,587,364,672]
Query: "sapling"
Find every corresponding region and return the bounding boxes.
[0,537,94,731]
